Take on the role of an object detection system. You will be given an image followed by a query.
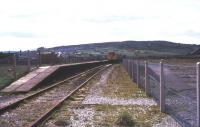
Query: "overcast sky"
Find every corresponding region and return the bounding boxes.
[0,0,200,51]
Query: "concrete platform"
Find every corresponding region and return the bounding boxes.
[1,60,111,93]
[1,66,60,92]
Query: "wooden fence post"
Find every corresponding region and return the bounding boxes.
[38,50,41,67]
[123,59,126,70]
[27,50,31,72]
[13,54,17,79]
[129,60,132,78]
[64,54,67,64]
[197,62,200,127]
[145,61,149,95]
[122,59,124,68]
[160,59,165,112]
[128,60,130,75]
[132,60,134,81]
[127,59,129,74]
[126,59,128,72]
[124,59,126,70]
[136,60,140,87]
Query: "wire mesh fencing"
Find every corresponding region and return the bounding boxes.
[132,60,137,83]
[122,58,199,127]
[139,61,145,89]
[164,64,197,126]
[148,62,160,102]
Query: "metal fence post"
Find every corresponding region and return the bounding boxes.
[136,60,140,87]
[197,62,200,127]
[145,61,149,95]
[160,59,165,112]
[13,54,17,79]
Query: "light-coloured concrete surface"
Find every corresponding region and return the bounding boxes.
[1,66,53,92]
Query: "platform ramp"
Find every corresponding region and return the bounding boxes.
[1,66,59,92]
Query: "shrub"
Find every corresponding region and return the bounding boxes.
[116,112,135,127]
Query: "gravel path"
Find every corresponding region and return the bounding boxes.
[70,107,95,127]
[83,65,157,106]
[153,116,181,127]
[83,64,181,127]
[83,95,157,106]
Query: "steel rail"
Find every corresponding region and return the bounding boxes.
[29,64,111,127]
[0,65,105,115]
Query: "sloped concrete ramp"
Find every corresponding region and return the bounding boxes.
[1,66,60,92]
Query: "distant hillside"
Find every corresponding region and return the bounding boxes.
[47,41,199,57]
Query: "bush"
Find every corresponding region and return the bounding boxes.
[116,112,135,127]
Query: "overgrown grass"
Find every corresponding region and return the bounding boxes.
[94,105,165,126]
[116,112,135,126]
[0,64,29,89]
[102,65,146,98]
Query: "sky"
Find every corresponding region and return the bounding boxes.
[0,0,200,51]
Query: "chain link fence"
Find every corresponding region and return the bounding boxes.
[148,62,160,102]
[164,64,196,126]
[122,58,198,127]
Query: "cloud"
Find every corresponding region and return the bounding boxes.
[85,15,147,23]
[184,31,200,39]
[0,0,200,51]
[0,32,36,38]
[10,14,37,19]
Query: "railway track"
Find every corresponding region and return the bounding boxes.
[0,64,111,127]
[0,65,104,114]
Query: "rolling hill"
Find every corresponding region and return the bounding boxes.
[47,40,200,57]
